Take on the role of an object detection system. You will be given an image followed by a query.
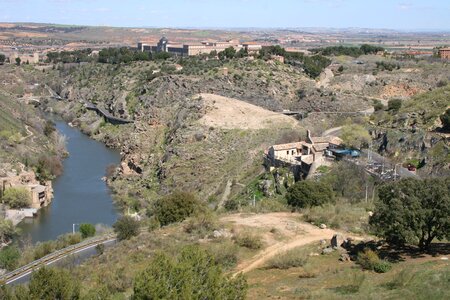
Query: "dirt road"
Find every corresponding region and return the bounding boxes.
[222,213,361,275]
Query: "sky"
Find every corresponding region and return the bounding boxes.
[0,0,449,31]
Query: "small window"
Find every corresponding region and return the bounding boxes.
[286,151,289,155]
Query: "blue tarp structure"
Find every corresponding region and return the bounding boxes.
[331,149,361,158]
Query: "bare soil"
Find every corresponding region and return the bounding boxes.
[198,93,300,130]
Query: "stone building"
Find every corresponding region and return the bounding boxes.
[138,37,261,57]
[438,48,450,60]
[266,130,343,178]
[8,52,39,64]
[0,164,53,209]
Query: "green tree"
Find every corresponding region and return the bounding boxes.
[340,124,371,149]
[43,120,56,137]
[2,187,31,209]
[219,47,236,60]
[388,99,402,111]
[79,223,96,239]
[133,245,247,299]
[28,267,80,300]
[152,191,201,226]
[0,53,5,64]
[370,178,450,250]
[0,219,17,244]
[113,216,140,240]
[0,245,20,270]
[15,57,21,66]
[440,108,450,131]
[286,180,334,209]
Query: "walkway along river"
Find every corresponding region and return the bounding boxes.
[18,120,120,243]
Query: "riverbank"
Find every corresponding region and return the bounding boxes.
[17,120,120,243]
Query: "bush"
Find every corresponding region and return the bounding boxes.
[286,180,334,209]
[113,216,140,240]
[152,191,202,226]
[28,267,80,300]
[79,223,96,239]
[373,260,392,273]
[133,246,247,299]
[206,240,239,269]
[147,216,160,232]
[357,248,379,270]
[388,99,402,111]
[440,108,450,131]
[2,187,31,209]
[233,231,263,250]
[35,155,63,182]
[266,247,308,269]
[373,100,385,111]
[0,245,20,270]
[183,212,217,235]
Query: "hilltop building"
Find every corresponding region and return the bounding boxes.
[138,37,262,57]
[8,52,39,64]
[438,48,450,60]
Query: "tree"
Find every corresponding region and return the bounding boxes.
[113,216,140,240]
[0,219,17,244]
[79,223,96,239]
[2,187,31,209]
[388,99,402,111]
[440,108,450,131]
[133,245,247,299]
[286,180,334,209]
[152,191,202,226]
[370,178,450,250]
[219,47,236,60]
[43,120,56,137]
[0,53,5,64]
[28,267,80,300]
[340,124,371,149]
[15,57,21,66]
[0,245,20,270]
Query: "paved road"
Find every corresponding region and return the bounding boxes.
[2,235,117,285]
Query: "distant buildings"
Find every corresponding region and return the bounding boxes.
[138,37,262,57]
[438,48,450,60]
[8,52,39,64]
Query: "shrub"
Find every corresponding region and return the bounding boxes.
[113,216,140,240]
[440,108,450,131]
[206,240,239,269]
[266,248,308,269]
[388,99,402,111]
[2,187,31,209]
[28,267,80,300]
[152,191,202,226]
[286,180,334,209]
[233,231,263,250]
[373,260,392,273]
[35,155,63,182]
[0,245,20,270]
[373,100,385,111]
[133,246,247,299]
[79,223,96,239]
[357,248,378,268]
[147,216,160,232]
[183,212,217,235]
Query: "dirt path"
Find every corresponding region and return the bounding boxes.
[222,213,361,275]
[19,125,33,142]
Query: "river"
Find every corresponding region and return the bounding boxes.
[18,120,120,243]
